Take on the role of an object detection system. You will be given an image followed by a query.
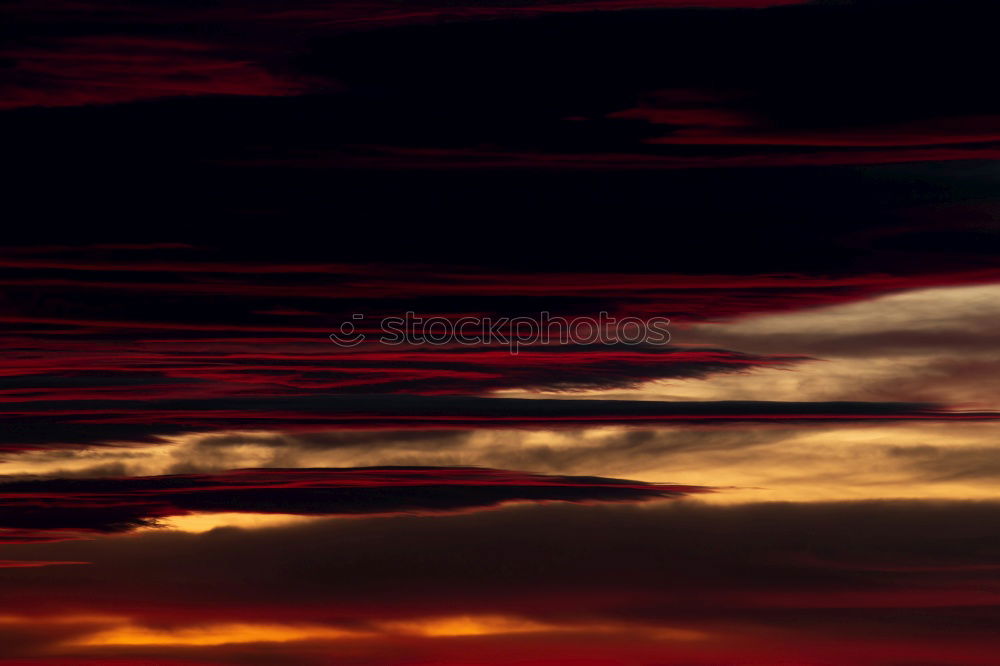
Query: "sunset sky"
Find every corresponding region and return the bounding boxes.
[4,1,1000,664]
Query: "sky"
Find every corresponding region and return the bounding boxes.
[3,1,1000,664]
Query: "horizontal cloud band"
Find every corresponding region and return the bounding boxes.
[0,466,707,542]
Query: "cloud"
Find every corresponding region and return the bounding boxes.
[5,500,1000,663]
[6,0,1000,171]
[0,393,981,450]
[686,282,1000,356]
[11,421,1000,505]
[1,246,998,454]
[0,246,998,454]
[620,282,1000,409]
[0,466,706,542]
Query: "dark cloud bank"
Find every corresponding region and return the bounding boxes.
[0,466,706,541]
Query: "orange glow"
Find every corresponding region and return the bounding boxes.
[56,614,709,647]
[72,622,371,647]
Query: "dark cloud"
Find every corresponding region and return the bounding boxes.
[8,498,1000,616]
[0,466,706,540]
[0,394,978,450]
[0,339,792,398]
